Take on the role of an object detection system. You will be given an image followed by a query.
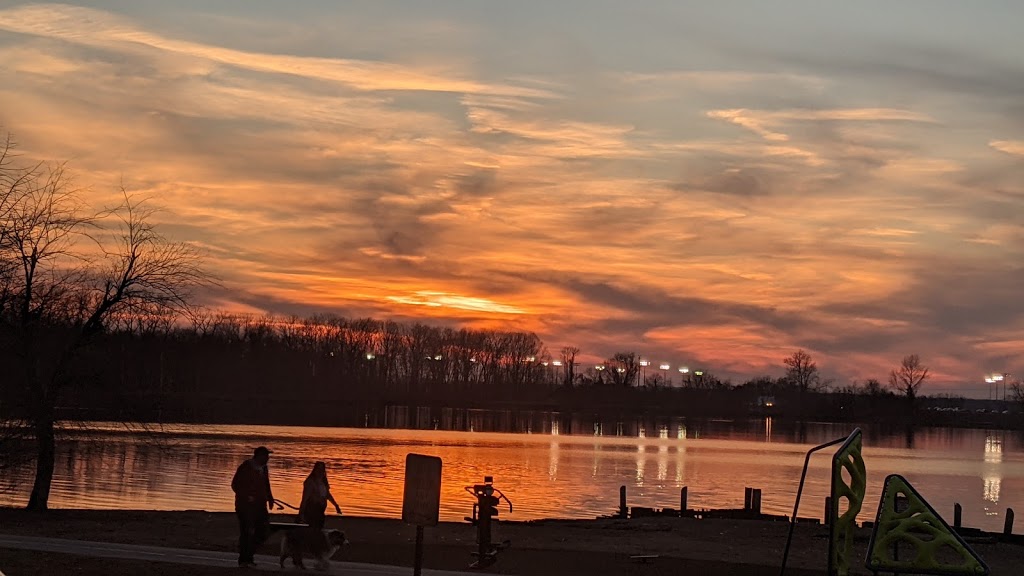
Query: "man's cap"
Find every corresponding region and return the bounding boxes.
[253,446,273,456]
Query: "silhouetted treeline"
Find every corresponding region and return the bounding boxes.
[2,311,1020,429]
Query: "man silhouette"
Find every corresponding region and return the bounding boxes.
[231,446,275,567]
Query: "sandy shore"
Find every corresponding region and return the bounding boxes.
[0,509,1018,575]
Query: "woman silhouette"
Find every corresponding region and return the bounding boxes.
[298,461,342,531]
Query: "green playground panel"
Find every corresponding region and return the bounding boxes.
[865,474,988,576]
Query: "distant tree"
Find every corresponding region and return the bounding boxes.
[888,355,929,402]
[560,346,579,387]
[1009,380,1023,410]
[862,378,887,396]
[645,373,667,388]
[605,352,639,387]
[0,132,209,510]
[783,349,820,393]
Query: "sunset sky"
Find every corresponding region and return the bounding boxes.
[2,1,1022,393]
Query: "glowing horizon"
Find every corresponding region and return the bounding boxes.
[1,1,1022,393]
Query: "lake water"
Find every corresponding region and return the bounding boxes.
[1,417,1021,533]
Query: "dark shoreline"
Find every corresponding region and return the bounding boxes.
[0,508,1018,576]
[49,402,1024,437]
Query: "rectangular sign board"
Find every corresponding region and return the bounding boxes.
[402,453,442,527]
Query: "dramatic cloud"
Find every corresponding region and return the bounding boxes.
[1,1,1022,393]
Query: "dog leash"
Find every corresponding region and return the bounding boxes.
[272,496,299,508]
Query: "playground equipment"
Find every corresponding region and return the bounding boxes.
[464,476,512,569]
[780,429,990,576]
[865,474,988,576]
[780,428,866,576]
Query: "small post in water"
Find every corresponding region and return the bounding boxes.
[954,503,962,529]
[752,489,762,515]
[619,485,627,518]
[680,487,688,515]
[744,487,753,511]
[824,496,832,526]
[1005,508,1015,537]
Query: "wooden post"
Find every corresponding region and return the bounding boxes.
[824,496,832,526]
[1005,508,1015,536]
[619,485,627,518]
[954,503,962,529]
[413,525,425,576]
[680,486,688,514]
[752,489,762,515]
[744,487,753,511]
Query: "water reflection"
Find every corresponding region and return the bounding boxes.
[983,433,1002,509]
[635,443,645,486]
[548,441,559,481]
[1,420,1021,533]
[657,444,668,482]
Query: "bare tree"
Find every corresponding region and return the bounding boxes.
[0,134,208,510]
[560,346,579,388]
[783,349,820,393]
[862,378,887,396]
[888,354,929,402]
[1010,380,1024,410]
[605,352,639,387]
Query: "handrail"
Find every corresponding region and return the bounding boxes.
[778,434,848,576]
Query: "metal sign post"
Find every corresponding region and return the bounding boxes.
[402,453,443,576]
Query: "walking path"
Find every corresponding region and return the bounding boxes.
[0,534,482,575]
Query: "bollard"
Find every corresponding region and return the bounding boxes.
[954,503,962,529]
[680,486,688,514]
[824,496,832,526]
[1005,508,1015,536]
[619,486,627,518]
[752,489,762,515]
[744,487,753,511]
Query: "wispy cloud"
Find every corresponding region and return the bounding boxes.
[990,140,1024,156]
[0,4,554,98]
[1,1,1023,389]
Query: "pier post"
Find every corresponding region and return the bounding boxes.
[752,489,762,515]
[824,496,832,526]
[619,486,627,518]
[954,503,962,529]
[680,487,688,515]
[744,487,753,511]
[1005,508,1015,536]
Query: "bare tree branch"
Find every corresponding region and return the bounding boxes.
[888,354,929,401]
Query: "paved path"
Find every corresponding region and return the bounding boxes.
[0,534,483,575]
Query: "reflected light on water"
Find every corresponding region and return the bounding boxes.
[635,443,645,486]
[765,417,773,443]
[983,434,1003,508]
[2,421,1021,533]
[675,446,686,483]
[548,441,559,481]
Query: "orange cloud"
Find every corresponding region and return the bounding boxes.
[2,3,1023,390]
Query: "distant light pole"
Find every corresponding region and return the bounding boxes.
[986,377,995,400]
[659,363,671,387]
[990,373,1010,401]
[639,359,650,387]
[678,366,689,388]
